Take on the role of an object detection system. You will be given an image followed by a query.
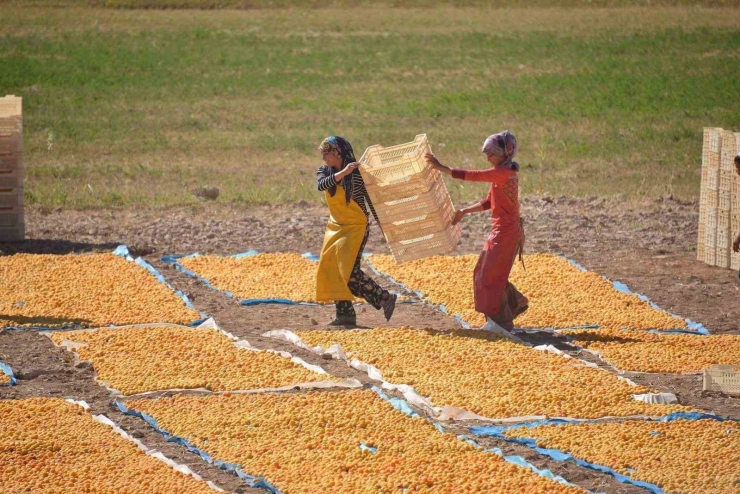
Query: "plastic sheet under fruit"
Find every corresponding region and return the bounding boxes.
[263,329,680,425]
[61,399,224,492]
[0,360,16,385]
[468,412,739,494]
[4,245,203,330]
[45,318,361,398]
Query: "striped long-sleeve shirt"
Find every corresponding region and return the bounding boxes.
[316,166,380,225]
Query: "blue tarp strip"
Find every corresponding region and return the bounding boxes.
[371,386,420,418]
[0,361,17,386]
[115,401,282,493]
[455,435,580,489]
[469,412,740,494]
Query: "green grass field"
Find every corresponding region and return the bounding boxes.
[1,3,739,208]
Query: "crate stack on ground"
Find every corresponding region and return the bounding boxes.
[0,95,24,242]
[359,134,461,263]
[698,127,739,268]
[730,133,740,270]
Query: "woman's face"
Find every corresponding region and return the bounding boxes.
[321,148,343,168]
[484,151,506,167]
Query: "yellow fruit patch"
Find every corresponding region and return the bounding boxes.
[0,398,215,493]
[0,253,199,328]
[128,390,583,493]
[51,325,339,395]
[295,327,691,420]
[569,328,740,373]
[368,254,684,330]
[505,418,740,494]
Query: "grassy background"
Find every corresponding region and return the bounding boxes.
[1,4,739,208]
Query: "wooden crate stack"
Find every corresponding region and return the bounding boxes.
[0,95,24,242]
[359,134,461,263]
[698,127,739,268]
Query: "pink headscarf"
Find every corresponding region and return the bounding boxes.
[482,130,519,171]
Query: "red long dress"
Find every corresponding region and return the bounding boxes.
[451,165,526,330]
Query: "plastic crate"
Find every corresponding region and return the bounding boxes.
[716,246,730,268]
[703,365,740,395]
[0,174,23,190]
[719,190,732,211]
[0,209,23,226]
[706,127,722,153]
[0,224,24,242]
[731,251,740,270]
[703,247,717,266]
[705,166,720,191]
[0,116,21,138]
[720,130,737,171]
[705,189,718,209]
[383,202,455,243]
[697,242,706,262]
[388,224,462,263]
[359,134,431,187]
[373,179,452,225]
[733,176,740,213]
[366,165,440,203]
[0,189,23,208]
[0,151,22,172]
[705,209,718,247]
[0,96,21,118]
[720,170,734,192]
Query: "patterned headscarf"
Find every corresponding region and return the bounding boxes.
[319,136,358,204]
[482,130,519,171]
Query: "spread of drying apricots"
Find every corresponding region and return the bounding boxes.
[0,253,198,328]
[0,398,216,493]
[128,390,583,493]
[51,325,338,395]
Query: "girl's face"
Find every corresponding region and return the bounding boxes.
[484,151,506,167]
[321,148,343,168]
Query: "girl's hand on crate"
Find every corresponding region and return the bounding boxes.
[451,209,466,226]
[733,233,740,253]
[336,162,361,180]
[425,153,452,175]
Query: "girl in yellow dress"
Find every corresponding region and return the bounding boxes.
[316,136,397,327]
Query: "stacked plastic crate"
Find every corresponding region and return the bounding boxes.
[698,128,722,265]
[730,132,740,270]
[0,95,23,242]
[359,134,461,263]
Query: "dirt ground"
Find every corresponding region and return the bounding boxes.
[1,196,738,493]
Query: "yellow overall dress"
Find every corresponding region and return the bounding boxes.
[316,182,368,302]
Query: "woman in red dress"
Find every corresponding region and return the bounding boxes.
[425,131,527,341]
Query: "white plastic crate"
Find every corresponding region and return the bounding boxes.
[373,179,452,225]
[719,190,732,211]
[731,251,740,270]
[719,170,734,191]
[720,130,737,171]
[697,242,706,262]
[705,166,720,191]
[383,202,455,243]
[703,365,740,395]
[366,165,439,203]
[388,224,462,263]
[359,134,432,188]
[705,189,718,209]
[0,96,21,119]
[703,247,717,266]
[716,246,730,268]
[705,209,718,247]
[707,127,722,153]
